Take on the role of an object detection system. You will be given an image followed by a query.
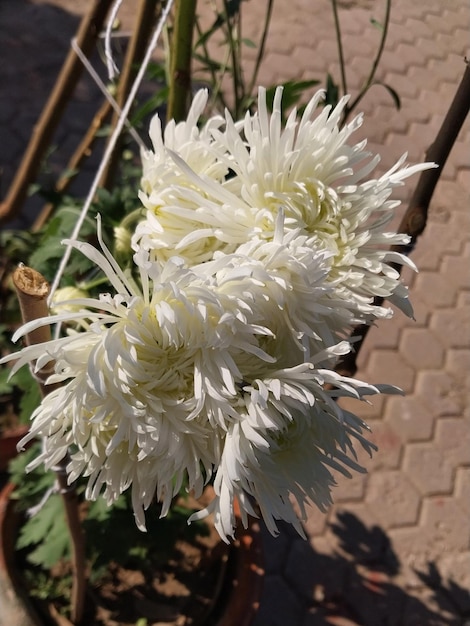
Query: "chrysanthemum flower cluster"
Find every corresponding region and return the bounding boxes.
[4,88,432,541]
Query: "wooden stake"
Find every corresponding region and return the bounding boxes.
[0,0,114,225]
[337,62,470,378]
[12,265,87,625]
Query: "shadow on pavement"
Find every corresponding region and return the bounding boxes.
[254,510,470,626]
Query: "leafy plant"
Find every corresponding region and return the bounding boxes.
[9,442,210,595]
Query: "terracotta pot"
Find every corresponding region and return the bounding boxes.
[0,483,264,626]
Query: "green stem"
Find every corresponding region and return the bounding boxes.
[222,0,241,116]
[195,17,229,111]
[167,0,197,123]
[331,0,348,98]
[247,0,274,101]
[343,0,392,123]
[234,7,246,116]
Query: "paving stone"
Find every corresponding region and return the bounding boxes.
[300,503,328,538]
[338,392,386,422]
[384,394,435,442]
[399,327,445,370]
[251,574,304,626]
[330,469,368,503]
[414,270,462,309]
[365,471,421,529]
[433,416,470,466]
[439,251,470,292]
[360,419,403,472]
[430,298,470,349]
[438,552,470,614]
[419,496,470,554]
[403,442,454,496]
[326,505,390,568]
[454,467,470,517]
[366,350,416,393]
[341,566,407,626]
[285,537,348,603]
[401,588,464,626]
[416,370,466,417]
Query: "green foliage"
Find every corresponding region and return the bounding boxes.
[23,568,72,603]
[17,493,70,568]
[325,73,340,108]
[265,80,321,122]
[10,444,209,584]
[9,443,55,508]
[84,493,209,581]
[10,444,71,569]
[0,366,42,424]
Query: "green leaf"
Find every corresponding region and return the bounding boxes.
[325,73,340,108]
[375,80,401,110]
[18,380,42,424]
[17,494,70,569]
[265,79,321,121]
[370,17,384,31]
[242,37,256,48]
[1,365,42,424]
[0,367,14,395]
[9,444,56,506]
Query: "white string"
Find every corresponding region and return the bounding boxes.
[48,0,175,311]
[70,38,147,152]
[104,0,124,80]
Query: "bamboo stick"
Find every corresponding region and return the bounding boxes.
[167,0,197,123]
[12,265,86,625]
[32,99,113,233]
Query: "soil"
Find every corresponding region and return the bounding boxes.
[42,528,230,626]
[21,496,233,626]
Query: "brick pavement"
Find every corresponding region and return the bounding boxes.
[1,1,469,624]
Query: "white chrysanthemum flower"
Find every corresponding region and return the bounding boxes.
[135,89,232,264]
[213,87,435,319]
[3,219,406,541]
[190,344,402,541]
[195,222,359,367]
[134,86,434,320]
[5,222,274,530]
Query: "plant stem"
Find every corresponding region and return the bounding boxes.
[12,266,87,625]
[194,17,230,112]
[222,0,241,117]
[247,0,274,101]
[167,0,197,123]
[331,0,348,99]
[342,0,392,123]
[336,61,470,378]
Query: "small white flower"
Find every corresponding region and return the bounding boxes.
[50,286,89,315]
